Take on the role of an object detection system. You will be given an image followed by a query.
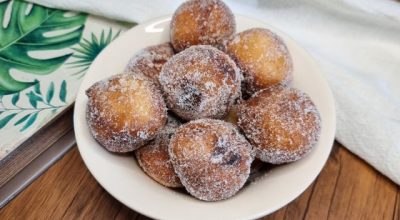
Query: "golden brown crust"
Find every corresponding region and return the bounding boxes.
[169,119,254,201]
[171,0,236,52]
[237,86,321,164]
[223,104,239,125]
[125,43,175,84]
[135,116,182,187]
[225,28,293,96]
[159,45,242,120]
[86,72,167,152]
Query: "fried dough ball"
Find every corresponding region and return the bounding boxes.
[135,116,182,187]
[225,28,293,96]
[125,43,174,84]
[159,45,241,120]
[86,72,167,153]
[171,0,236,52]
[237,86,321,164]
[169,119,254,201]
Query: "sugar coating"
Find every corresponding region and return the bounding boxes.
[169,119,254,201]
[237,86,321,164]
[125,43,175,84]
[171,0,236,51]
[225,28,293,96]
[135,116,183,187]
[159,45,242,120]
[86,72,167,153]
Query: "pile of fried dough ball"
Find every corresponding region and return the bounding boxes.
[86,0,321,202]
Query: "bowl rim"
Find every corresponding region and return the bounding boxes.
[73,14,336,220]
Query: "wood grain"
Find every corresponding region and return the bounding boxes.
[0,142,398,220]
[396,193,400,220]
[0,107,73,188]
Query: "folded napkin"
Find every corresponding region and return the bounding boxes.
[27,0,400,184]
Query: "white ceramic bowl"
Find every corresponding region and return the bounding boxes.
[74,15,336,220]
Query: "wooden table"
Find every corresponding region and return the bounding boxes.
[0,112,399,220]
[1,1,399,218]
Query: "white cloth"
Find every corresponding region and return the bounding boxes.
[27,0,400,184]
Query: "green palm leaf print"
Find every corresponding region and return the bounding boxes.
[0,0,87,95]
[69,29,121,78]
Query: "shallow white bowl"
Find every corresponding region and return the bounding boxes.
[74,15,336,220]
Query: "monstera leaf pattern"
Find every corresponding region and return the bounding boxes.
[0,0,130,159]
[0,0,87,95]
[0,0,88,133]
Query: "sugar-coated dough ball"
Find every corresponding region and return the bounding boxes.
[171,0,236,52]
[225,28,293,96]
[159,45,242,120]
[125,43,174,84]
[86,72,167,152]
[169,119,254,201]
[135,116,182,187]
[237,86,321,164]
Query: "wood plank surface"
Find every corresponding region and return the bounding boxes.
[1,142,398,220]
[0,107,73,187]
